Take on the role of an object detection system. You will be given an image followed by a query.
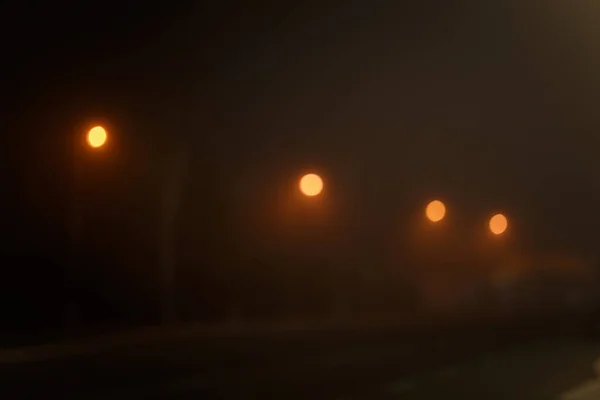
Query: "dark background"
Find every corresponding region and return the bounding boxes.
[3,0,600,344]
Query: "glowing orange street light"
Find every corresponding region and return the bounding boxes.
[489,213,508,235]
[425,200,446,222]
[299,173,324,197]
[87,126,107,148]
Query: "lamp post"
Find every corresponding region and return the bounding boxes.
[159,143,189,325]
[65,125,108,336]
[296,172,336,317]
[70,125,108,241]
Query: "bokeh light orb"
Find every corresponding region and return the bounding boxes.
[299,173,323,197]
[87,126,107,148]
[425,200,446,222]
[489,213,508,235]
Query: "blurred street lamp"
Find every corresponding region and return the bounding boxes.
[299,173,324,197]
[86,126,108,148]
[489,213,508,235]
[425,200,446,223]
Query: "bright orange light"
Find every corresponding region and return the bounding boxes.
[87,126,107,148]
[299,173,323,197]
[489,213,508,235]
[425,200,446,222]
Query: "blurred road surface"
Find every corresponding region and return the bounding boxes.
[1,325,598,399]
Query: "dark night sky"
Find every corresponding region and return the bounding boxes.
[3,1,600,328]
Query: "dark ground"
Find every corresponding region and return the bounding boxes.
[1,321,599,399]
